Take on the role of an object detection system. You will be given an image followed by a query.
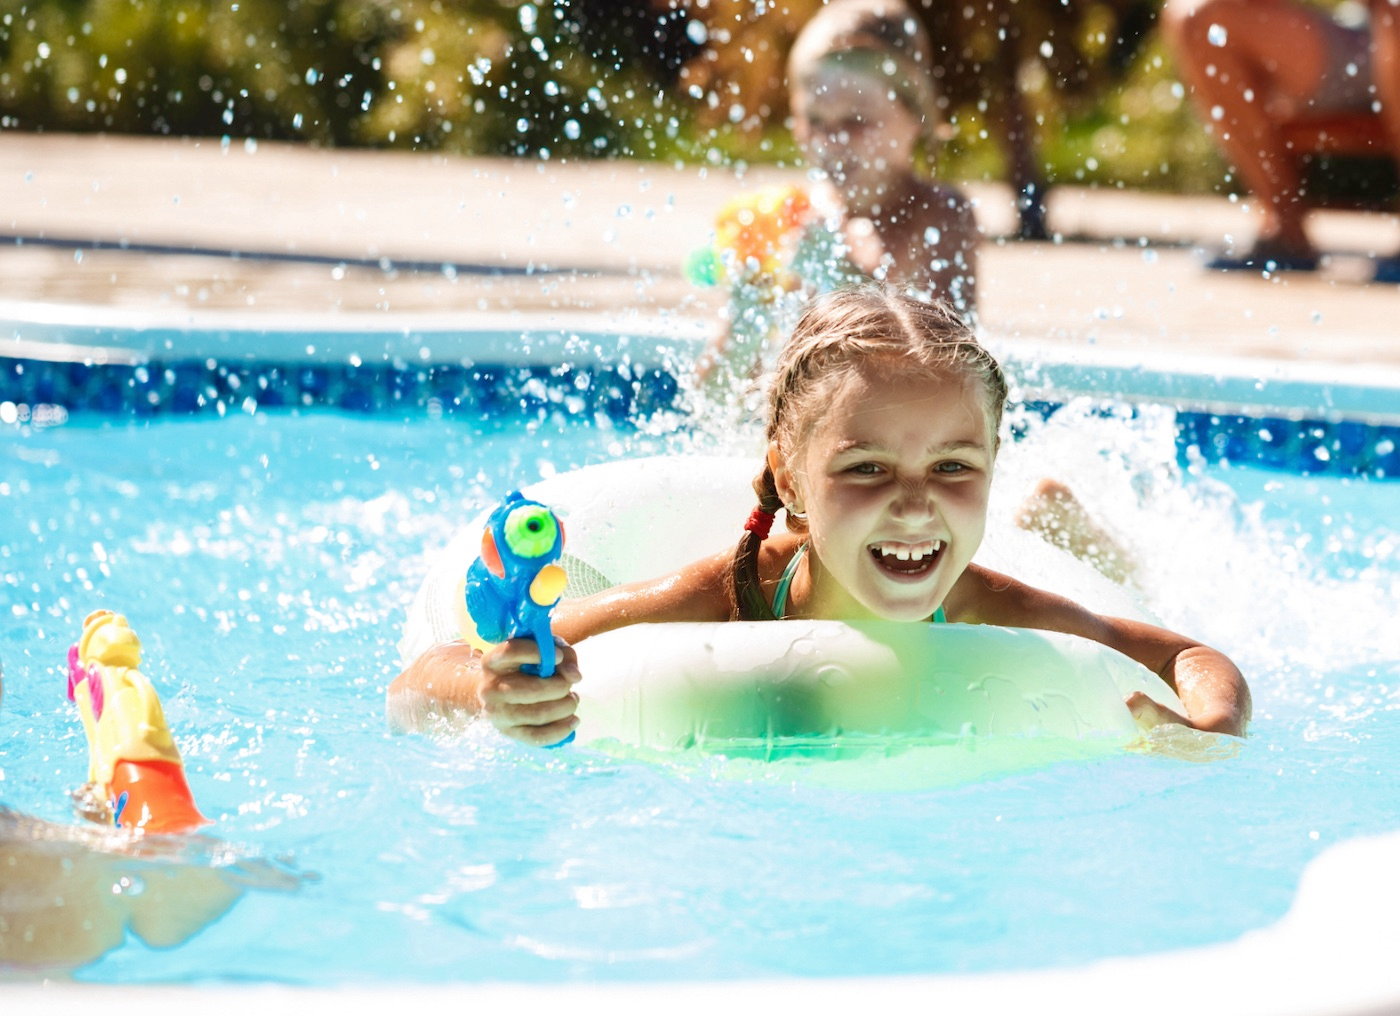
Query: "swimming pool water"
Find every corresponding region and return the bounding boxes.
[1,408,1397,984]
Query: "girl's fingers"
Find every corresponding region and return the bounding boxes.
[1125,691,1192,730]
[484,638,580,681]
[480,676,575,711]
[485,691,579,730]
[501,714,580,748]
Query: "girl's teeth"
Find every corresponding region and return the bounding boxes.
[876,540,942,560]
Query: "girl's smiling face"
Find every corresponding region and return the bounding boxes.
[771,364,995,621]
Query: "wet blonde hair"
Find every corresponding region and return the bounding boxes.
[732,284,1007,621]
[786,0,943,137]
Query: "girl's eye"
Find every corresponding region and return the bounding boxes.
[935,461,969,475]
[847,462,882,476]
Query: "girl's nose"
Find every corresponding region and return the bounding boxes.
[889,480,936,522]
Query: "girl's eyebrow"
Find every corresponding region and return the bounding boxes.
[830,438,989,456]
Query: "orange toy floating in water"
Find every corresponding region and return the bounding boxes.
[66,610,208,835]
[685,185,812,285]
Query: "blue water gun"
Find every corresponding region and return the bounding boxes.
[464,491,573,744]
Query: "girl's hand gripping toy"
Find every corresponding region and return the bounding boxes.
[66,609,208,835]
[464,492,573,745]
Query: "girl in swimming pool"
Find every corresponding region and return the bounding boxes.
[389,286,1251,745]
[696,0,978,389]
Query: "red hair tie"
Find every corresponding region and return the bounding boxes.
[744,506,776,540]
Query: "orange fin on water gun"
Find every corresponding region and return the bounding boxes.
[66,610,208,835]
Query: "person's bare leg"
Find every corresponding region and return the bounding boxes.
[1368,0,1400,277]
[1014,478,1136,585]
[1371,1,1400,166]
[1164,0,1333,255]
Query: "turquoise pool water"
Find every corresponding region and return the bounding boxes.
[1,407,1397,983]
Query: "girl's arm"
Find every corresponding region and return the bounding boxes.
[386,545,739,740]
[949,565,1252,736]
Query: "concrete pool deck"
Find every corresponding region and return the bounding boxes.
[3,132,1400,374]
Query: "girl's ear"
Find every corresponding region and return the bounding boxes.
[768,442,802,513]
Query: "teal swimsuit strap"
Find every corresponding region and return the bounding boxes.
[771,543,948,623]
[771,543,806,619]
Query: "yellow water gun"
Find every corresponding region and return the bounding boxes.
[65,610,208,834]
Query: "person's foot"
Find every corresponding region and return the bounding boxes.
[1373,256,1400,285]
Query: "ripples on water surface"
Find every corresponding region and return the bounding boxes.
[0,407,1396,984]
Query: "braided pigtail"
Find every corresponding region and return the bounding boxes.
[731,464,786,621]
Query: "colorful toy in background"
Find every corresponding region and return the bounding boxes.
[463,492,573,744]
[66,610,209,835]
[684,184,813,288]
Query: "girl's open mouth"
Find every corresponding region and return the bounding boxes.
[869,540,943,578]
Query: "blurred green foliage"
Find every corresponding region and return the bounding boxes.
[0,0,702,157]
[1,0,1386,201]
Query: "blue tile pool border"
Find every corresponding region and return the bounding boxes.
[5,305,1400,480]
[0,354,682,423]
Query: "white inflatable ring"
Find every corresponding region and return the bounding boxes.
[400,455,1185,755]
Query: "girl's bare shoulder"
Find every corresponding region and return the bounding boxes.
[945,563,1058,625]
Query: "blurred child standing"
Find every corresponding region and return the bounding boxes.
[697,0,980,388]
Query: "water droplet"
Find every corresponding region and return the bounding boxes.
[1207,23,1228,47]
[686,20,708,45]
[1039,40,1053,58]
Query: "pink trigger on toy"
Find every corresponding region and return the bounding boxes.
[67,646,104,720]
[66,645,82,702]
[481,530,505,579]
